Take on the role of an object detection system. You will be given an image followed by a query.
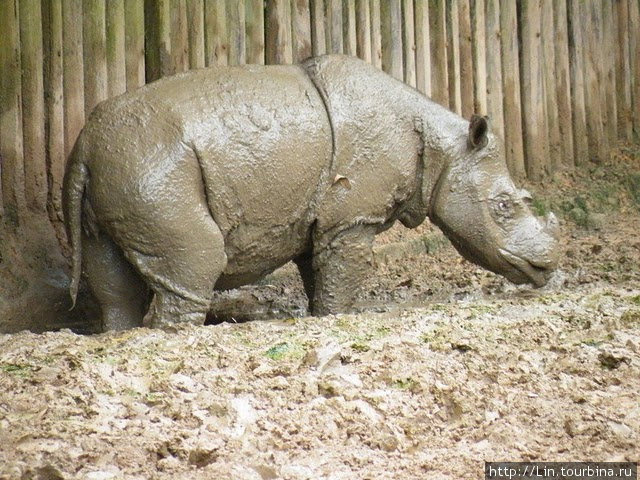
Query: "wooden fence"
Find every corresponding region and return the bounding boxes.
[1,0,639,231]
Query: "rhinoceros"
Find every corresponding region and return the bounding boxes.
[63,54,559,331]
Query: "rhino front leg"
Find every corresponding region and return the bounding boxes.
[309,226,375,316]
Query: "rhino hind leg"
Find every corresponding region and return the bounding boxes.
[120,201,227,330]
[82,232,150,331]
[309,226,375,316]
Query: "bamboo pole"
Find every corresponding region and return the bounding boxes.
[125,0,145,91]
[446,0,461,114]
[0,0,26,219]
[266,0,293,64]
[170,0,188,73]
[540,0,560,173]
[62,0,84,158]
[226,0,246,65]
[292,0,312,62]
[414,0,431,96]
[519,0,548,180]
[629,0,640,137]
[402,0,416,87]
[381,0,403,80]
[310,0,326,56]
[355,0,371,62]
[459,0,474,118]
[43,0,65,225]
[107,0,127,97]
[370,0,382,68]
[582,1,607,162]
[429,0,448,107]
[326,0,343,53]
[471,0,487,114]
[602,1,617,145]
[19,0,47,212]
[567,0,588,166]
[246,0,265,63]
[83,0,108,117]
[615,0,633,141]
[187,0,205,68]
[553,0,574,165]
[485,0,503,142]
[499,0,525,179]
[204,0,228,66]
[343,0,357,57]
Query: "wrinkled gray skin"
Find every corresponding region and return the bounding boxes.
[63,54,559,331]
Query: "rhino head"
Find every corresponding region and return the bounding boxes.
[427,115,559,287]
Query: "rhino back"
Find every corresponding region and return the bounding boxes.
[81,64,332,287]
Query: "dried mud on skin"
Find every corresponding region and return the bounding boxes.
[2,156,640,479]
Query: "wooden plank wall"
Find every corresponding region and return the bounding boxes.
[1,0,640,227]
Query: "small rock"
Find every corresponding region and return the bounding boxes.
[85,471,117,480]
[36,465,65,480]
[608,421,632,438]
[598,351,630,369]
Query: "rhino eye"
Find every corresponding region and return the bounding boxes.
[497,200,509,211]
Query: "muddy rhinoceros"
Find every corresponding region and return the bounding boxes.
[63,54,559,331]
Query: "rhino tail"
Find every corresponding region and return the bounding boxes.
[62,135,89,309]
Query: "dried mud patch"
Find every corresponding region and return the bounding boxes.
[2,146,640,479]
[1,285,639,479]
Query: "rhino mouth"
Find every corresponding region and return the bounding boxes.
[499,248,551,287]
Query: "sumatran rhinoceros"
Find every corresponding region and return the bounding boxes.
[63,54,559,331]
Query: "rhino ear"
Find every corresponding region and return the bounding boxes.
[468,114,489,149]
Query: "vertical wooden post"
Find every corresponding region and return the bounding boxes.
[519,0,548,179]
[446,1,461,113]
[325,0,343,53]
[499,0,525,179]
[125,0,145,91]
[145,0,171,79]
[459,0,474,118]
[355,0,371,62]
[187,0,205,68]
[615,0,633,141]
[62,0,84,158]
[582,1,607,162]
[567,0,588,166]
[343,0,357,56]
[402,0,416,87]
[414,0,431,96]
[541,0,560,173]
[429,0,448,106]
[266,0,293,64]
[246,0,265,64]
[553,0,574,166]
[226,0,246,65]
[0,0,26,219]
[43,0,65,224]
[170,0,188,73]
[106,0,127,97]
[292,0,313,62]
[310,0,326,56]
[370,0,382,68]
[19,0,47,212]
[471,0,487,114]
[83,0,108,117]
[204,0,228,66]
[601,1,617,146]
[381,0,403,80]
[485,0,503,142]
[629,0,640,138]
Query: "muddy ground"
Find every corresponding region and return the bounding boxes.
[1,147,639,479]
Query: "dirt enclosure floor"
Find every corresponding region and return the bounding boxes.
[1,148,640,479]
